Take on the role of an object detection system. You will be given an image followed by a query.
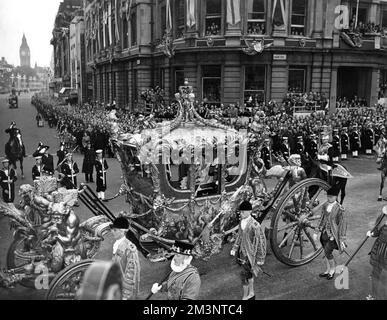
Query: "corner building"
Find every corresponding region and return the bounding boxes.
[84,0,387,111]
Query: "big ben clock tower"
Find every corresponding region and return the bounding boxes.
[20,33,31,68]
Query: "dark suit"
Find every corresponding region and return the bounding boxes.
[82,148,96,182]
[42,154,54,175]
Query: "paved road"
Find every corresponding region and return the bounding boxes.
[0,93,383,300]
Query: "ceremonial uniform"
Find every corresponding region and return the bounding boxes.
[350,127,361,158]
[56,143,66,167]
[369,224,387,300]
[61,158,80,189]
[279,137,291,161]
[82,147,95,183]
[306,135,319,161]
[95,153,109,200]
[331,130,341,162]
[32,162,45,181]
[33,144,54,175]
[340,128,350,160]
[295,137,305,155]
[260,140,272,170]
[364,126,375,155]
[160,265,201,300]
[0,164,17,203]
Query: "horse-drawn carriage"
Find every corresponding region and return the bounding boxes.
[1,83,346,300]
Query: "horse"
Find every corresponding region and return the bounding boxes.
[5,133,26,179]
[374,138,387,201]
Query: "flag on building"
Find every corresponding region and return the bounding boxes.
[108,2,113,45]
[126,0,133,21]
[186,0,196,29]
[226,0,241,25]
[166,0,172,34]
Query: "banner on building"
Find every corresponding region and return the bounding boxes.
[226,0,241,26]
[126,0,133,21]
[115,0,120,41]
[108,2,113,45]
[166,0,172,33]
[272,0,287,28]
[186,0,196,29]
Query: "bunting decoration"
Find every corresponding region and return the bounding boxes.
[166,0,172,34]
[186,0,196,29]
[272,0,287,28]
[126,0,133,21]
[115,0,120,41]
[242,37,273,56]
[226,0,241,26]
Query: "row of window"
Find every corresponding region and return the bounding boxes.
[158,65,306,104]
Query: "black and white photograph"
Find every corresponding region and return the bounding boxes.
[0,0,387,308]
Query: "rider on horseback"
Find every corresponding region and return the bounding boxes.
[5,122,26,158]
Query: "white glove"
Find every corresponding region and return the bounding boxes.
[366,231,373,237]
[230,249,236,257]
[151,283,162,294]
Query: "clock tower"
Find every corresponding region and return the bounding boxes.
[20,33,31,68]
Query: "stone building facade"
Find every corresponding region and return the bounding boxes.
[82,0,387,111]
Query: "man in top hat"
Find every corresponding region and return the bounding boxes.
[0,158,17,203]
[82,142,95,183]
[56,142,67,168]
[230,201,266,300]
[331,129,341,163]
[340,128,350,160]
[279,136,290,162]
[33,143,54,175]
[32,156,44,181]
[350,125,361,158]
[110,216,141,300]
[315,186,347,280]
[151,240,201,300]
[60,152,79,189]
[260,138,272,170]
[306,133,319,161]
[364,123,375,155]
[95,150,109,200]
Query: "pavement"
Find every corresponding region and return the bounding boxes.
[0,93,384,300]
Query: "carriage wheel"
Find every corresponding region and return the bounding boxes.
[45,259,95,300]
[270,178,330,267]
[7,236,40,288]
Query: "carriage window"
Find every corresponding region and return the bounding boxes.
[202,65,221,105]
[195,152,221,197]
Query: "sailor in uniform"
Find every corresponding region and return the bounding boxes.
[350,125,361,158]
[151,240,201,300]
[95,150,109,200]
[331,129,341,163]
[32,156,44,181]
[60,152,79,189]
[340,127,350,160]
[364,123,375,155]
[0,158,17,203]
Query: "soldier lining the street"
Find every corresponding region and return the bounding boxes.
[82,141,95,183]
[60,152,79,189]
[230,201,267,300]
[341,127,350,160]
[151,240,201,300]
[110,216,141,300]
[56,141,67,168]
[0,158,17,203]
[95,149,108,200]
[316,186,347,280]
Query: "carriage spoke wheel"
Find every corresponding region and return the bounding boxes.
[45,260,95,300]
[270,178,330,267]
